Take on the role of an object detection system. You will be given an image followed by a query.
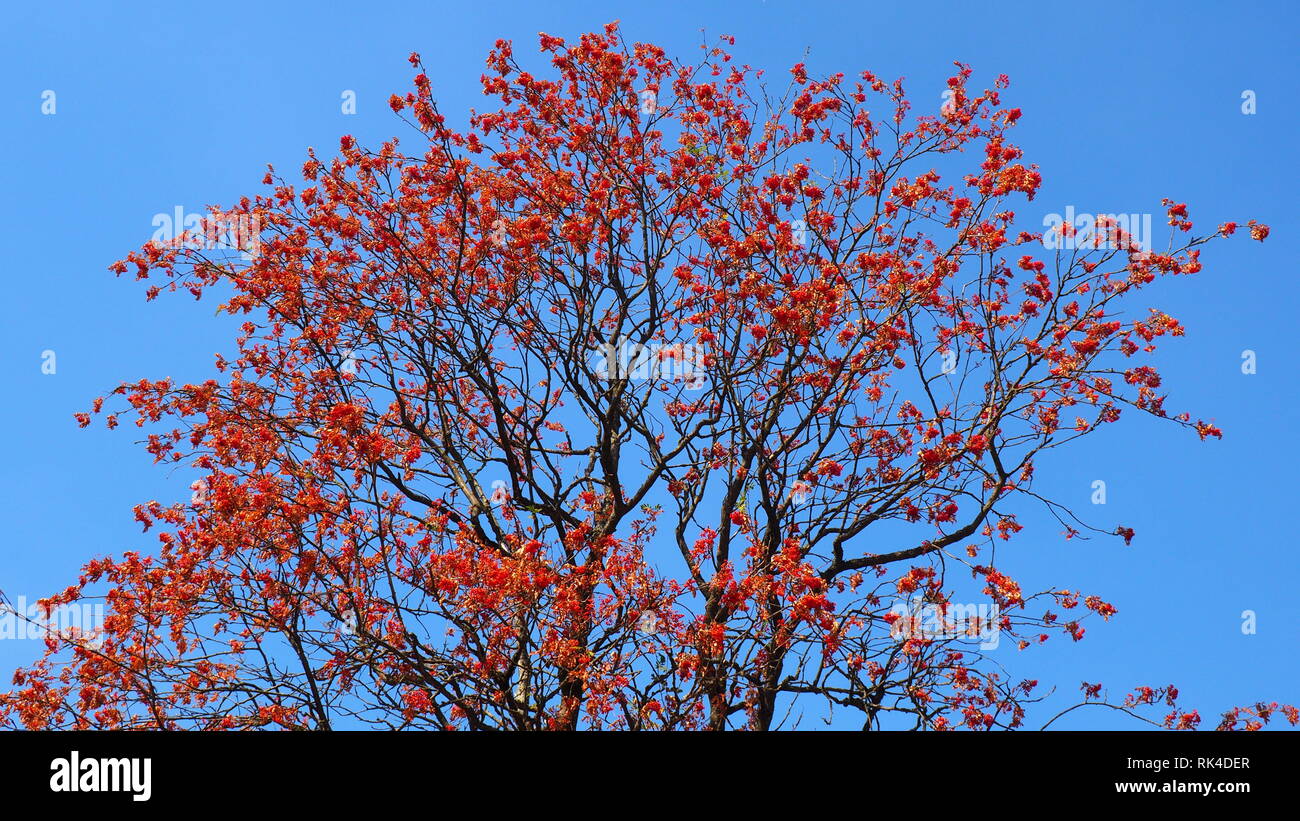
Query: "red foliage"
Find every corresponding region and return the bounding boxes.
[2,24,1289,731]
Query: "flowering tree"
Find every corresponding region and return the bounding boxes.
[4,24,1293,731]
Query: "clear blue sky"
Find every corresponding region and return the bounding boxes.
[2,0,1295,729]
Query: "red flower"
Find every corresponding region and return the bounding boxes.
[816,459,843,477]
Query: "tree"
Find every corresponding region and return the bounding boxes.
[3,23,1293,731]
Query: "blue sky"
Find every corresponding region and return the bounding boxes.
[2,0,1296,729]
